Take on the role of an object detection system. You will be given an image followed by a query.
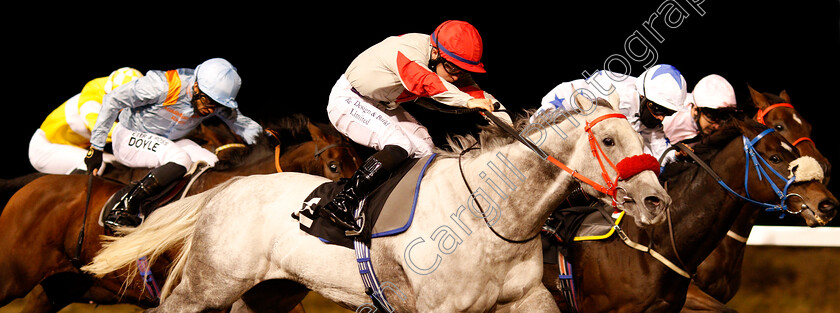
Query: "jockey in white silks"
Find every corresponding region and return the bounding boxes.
[533,64,689,164]
[663,74,738,145]
[84,58,263,229]
[321,20,512,232]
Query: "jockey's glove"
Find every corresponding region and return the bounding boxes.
[85,147,103,175]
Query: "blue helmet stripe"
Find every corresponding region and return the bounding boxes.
[431,33,481,66]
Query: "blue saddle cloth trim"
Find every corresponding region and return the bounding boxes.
[371,154,436,238]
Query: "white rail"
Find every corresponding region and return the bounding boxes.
[745,226,840,247]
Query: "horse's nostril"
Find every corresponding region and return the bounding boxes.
[644,196,662,210]
[818,199,837,213]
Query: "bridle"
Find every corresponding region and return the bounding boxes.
[651,127,803,278]
[314,142,354,159]
[543,113,648,206]
[755,103,815,147]
[668,127,803,217]
[459,109,658,243]
[264,129,355,173]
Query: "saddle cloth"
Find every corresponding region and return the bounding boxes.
[296,154,436,249]
[542,204,625,264]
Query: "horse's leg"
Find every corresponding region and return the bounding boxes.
[17,285,57,313]
[229,279,309,313]
[0,220,73,306]
[149,255,259,313]
[680,284,739,313]
[17,272,94,313]
[500,284,561,313]
[541,263,566,307]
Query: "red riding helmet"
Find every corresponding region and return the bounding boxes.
[430,20,486,73]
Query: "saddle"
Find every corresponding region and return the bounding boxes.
[295,154,436,248]
[98,161,212,229]
[542,203,624,264]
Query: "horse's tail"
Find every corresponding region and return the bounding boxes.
[82,177,241,298]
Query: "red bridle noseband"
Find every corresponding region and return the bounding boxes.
[545,113,660,206]
[755,103,814,147]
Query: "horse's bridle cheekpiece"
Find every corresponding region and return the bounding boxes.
[670,128,805,217]
[755,103,815,147]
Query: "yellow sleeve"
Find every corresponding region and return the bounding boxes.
[78,77,109,130]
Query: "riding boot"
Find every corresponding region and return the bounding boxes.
[319,145,408,232]
[104,162,187,229]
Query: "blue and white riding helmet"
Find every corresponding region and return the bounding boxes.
[635,64,688,112]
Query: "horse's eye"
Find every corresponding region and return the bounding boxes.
[769,155,782,163]
[602,138,615,146]
[329,161,339,173]
[774,124,784,131]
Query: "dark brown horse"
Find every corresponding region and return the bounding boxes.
[543,117,836,312]
[682,87,834,311]
[0,114,361,313]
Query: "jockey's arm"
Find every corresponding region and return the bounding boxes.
[216,108,263,145]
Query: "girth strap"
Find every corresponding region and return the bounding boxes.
[594,206,691,278]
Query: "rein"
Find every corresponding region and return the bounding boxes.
[264,129,287,173]
[417,98,654,244]
[666,128,801,216]
[481,109,630,203]
[214,143,247,155]
[71,174,94,268]
[646,127,802,278]
[314,142,353,159]
[459,109,632,243]
[755,103,815,147]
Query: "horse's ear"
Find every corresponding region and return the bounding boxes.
[573,92,594,112]
[780,90,792,103]
[747,84,770,109]
[607,89,620,110]
[732,115,760,138]
[307,122,327,143]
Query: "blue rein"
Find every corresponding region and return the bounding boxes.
[717,128,799,217]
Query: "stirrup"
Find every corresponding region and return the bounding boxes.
[345,205,366,237]
[322,208,363,233]
[104,209,142,229]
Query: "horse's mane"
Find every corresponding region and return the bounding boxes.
[211,114,314,171]
[436,101,608,159]
[659,114,768,182]
[435,110,532,158]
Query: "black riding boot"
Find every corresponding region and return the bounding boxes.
[319,145,408,233]
[104,162,187,228]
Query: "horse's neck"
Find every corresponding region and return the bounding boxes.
[658,140,756,269]
[189,151,279,195]
[453,139,581,242]
[729,203,763,238]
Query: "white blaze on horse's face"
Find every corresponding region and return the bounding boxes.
[568,94,671,227]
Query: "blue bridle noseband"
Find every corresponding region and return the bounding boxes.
[717,128,800,217]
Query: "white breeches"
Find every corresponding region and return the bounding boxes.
[326,75,434,158]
